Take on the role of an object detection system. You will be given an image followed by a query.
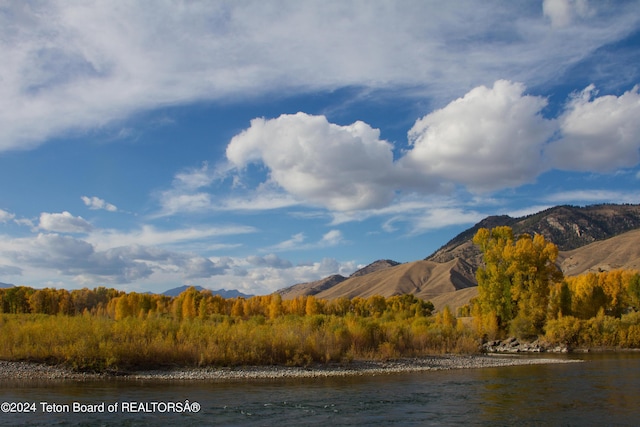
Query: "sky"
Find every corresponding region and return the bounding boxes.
[1,0,640,295]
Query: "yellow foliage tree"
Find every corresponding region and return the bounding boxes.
[473,226,563,338]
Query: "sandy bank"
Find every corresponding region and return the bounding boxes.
[0,355,581,381]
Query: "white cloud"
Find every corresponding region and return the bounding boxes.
[218,190,301,212]
[220,81,640,215]
[2,1,637,152]
[81,196,117,212]
[410,208,485,233]
[543,0,591,28]
[173,163,217,191]
[320,230,345,246]
[227,112,399,210]
[0,209,15,223]
[158,192,213,216]
[88,224,256,251]
[38,211,93,233]
[246,254,293,269]
[0,232,236,285]
[546,85,640,172]
[403,80,555,191]
[266,229,345,252]
[269,233,307,252]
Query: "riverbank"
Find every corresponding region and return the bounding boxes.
[0,355,581,381]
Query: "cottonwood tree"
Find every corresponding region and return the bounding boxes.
[473,226,563,338]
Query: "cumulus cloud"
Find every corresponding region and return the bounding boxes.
[227,112,398,211]
[2,1,637,152]
[38,212,93,233]
[403,80,555,192]
[219,80,640,218]
[547,85,640,172]
[81,196,117,212]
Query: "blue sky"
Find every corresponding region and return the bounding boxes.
[1,1,640,295]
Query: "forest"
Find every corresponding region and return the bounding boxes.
[0,225,639,371]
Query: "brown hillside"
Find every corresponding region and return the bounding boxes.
[313,258,476,301]
[557,228,640,275]
[277,274,346,299]
[430,287,479,313]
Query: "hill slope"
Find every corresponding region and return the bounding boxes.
[312,258,476,301]
[276,204,640,312]
[557,228,640,276]
[427,204,640,269]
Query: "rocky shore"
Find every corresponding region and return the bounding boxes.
[482,337,569,353]
[0,355,580,381]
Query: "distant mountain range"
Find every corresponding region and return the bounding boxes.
[162,285,252,299]
[277,204,640,312]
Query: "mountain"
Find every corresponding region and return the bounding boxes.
[427,204,640,270]
[313,258,476,301]
[276,204,640,312]
[0,282,14,288]
[350,259,401,277]
[277,274,347,299]
[277,260,401,299]
[162,285,252,298]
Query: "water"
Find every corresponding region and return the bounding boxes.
[1,354,639,426]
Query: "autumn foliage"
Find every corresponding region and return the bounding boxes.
[471,226,640,347]
[0,287,484,371]
[2,225,640,372]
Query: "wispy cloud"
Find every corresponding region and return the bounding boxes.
[87,224,257,251]
[2,1,637,151]
[266,230,346,252]
[545,190,640,204]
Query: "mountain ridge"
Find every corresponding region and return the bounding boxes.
[276,204,640,311]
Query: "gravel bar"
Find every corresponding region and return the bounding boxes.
[0,355,581,381]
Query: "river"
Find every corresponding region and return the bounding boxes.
[1,354,639,426]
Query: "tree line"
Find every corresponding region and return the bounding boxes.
[0,289,473,371]
[0,286,433,320]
